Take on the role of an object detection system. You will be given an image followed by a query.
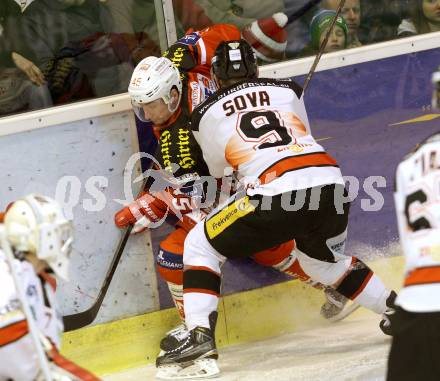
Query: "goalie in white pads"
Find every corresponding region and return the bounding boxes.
[387,65,440,381]
[0,194,100,381]
[155,39,396,379]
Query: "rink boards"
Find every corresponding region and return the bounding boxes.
[62,255,403,375]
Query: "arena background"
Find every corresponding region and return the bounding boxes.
[0,28,439,375]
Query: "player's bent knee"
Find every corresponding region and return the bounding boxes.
[183,222,224,273]
[253,240,295,268]
[296,249,352,286]
[157,244,184,285]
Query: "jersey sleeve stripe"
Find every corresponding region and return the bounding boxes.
[0,319,28,347]
[258,152,339,184]
[404,265,440,287]
[197,37,207,65]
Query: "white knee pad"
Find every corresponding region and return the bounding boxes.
[296,249,352,286]
[183,221,226,273]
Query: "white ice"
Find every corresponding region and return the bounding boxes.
[103,312,391,381]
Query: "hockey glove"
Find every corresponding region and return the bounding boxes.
[114,191,169,233]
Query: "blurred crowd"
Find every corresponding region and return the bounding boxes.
[0,0,438,117]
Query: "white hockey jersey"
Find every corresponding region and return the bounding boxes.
[191,78,344,196]
[0,250,62,381]
[394,132,440,312]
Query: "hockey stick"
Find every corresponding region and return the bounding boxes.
[63,176,148,332]
[287,0,323,25]
[0,227,54,381]
[302,0,346,94]
[63,223,134,331]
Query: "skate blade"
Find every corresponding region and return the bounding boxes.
[327,302,361,322]
[156,358,220,380]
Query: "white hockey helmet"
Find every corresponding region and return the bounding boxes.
[128,56,182,122]
[4,194,73,281]
[432,65,440,110]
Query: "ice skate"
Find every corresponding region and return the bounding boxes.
[320,287,360,322]
[156,326,219,380]
[156,312,219,380]
[160,323,190,352]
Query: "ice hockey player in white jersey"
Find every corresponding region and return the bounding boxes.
[0,194,100,381]
[386,65,440,381]
[155,39,396,379]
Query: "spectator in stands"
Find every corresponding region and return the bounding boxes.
[0,4,52,116]
[172,0,289,63]
[397,0,440,37]
[358,0,404,44]
[14,0,139,104]
[321,0,362,47]
[173,0,285,32]
[284,0,319,58]
[105,0,161,61]
[300,9,348,57]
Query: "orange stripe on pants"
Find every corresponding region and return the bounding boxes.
[404,266,440,287]
[259,152,338,184]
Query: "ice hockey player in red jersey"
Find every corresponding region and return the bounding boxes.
[154,39,397,379]
[114,24,356,362]
[386,65,440,381]
[0,194,100,381]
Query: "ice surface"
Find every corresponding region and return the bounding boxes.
[103,313,391,381]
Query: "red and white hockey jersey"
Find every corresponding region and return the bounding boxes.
[0,250,62,381]
[191,78,344,195]
[394,133,440,312]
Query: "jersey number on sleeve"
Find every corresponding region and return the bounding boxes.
[237,110,294,150]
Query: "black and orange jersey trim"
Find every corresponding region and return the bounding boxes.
[404,265,440,287]
[258,152,339,185]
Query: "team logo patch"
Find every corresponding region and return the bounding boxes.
[206,196,256,239]
[139,64,150,71]
[179,32,200,46]
[157,249,183,270]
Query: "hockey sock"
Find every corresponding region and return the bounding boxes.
[183,266,221,330]
[166,281,185,320]
[336,258,389,314]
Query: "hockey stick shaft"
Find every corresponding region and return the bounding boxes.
[63,177,147,332]
[302,0,346,94]
[0,227,53,381]
[287,0,323,24]
[62,224,134,331]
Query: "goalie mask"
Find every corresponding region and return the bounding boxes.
[4,194,73,281]
[211,39,258,82]
[432,64,440,110]
[128,56,182,122]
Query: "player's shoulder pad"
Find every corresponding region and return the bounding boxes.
[163,42,197,73]
[402,132,440,162]
[177,31,201,46]
[191,78,303,131]
[394,132,440,192]
[259,77,303,98]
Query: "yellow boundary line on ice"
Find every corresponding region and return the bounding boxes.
[61,256,404,376]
